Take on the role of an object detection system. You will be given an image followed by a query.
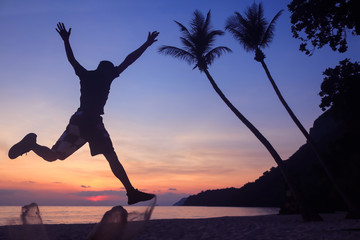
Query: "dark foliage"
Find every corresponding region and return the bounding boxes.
[184,167,284,207]
[319,59,360,118]
[319,60,360,208]
[288,0,360,55]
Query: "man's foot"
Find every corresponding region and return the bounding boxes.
[127,189,155,205]
[8,133,37,159]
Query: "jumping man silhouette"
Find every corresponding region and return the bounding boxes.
[8,22,159,205]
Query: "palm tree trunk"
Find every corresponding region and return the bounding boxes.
[203,69,322,221]
[259,59,360,218]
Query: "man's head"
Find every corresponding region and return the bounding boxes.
[96,60,116,75]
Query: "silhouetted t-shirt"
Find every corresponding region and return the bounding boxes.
[75,67,119,115]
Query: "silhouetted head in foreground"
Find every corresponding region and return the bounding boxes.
[87,206,128,240]
[96,60,116,75]
[21,202,43,225]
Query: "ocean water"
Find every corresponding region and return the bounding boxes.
[0,206,279,226]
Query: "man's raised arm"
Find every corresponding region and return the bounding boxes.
[115,31,159,75]
[56,22,85,75]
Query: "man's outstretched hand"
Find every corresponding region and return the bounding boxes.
[56,22,71,41]
[146,31,159,46]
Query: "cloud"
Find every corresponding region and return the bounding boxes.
[80,185,91,188]
[22,181,36,184]
[0,189,32,205]
[0,189,28,195]
[168,188,177,191]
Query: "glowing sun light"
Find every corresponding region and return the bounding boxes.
[86,195,109,202]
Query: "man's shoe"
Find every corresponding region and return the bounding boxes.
[127,189,155,205]
[8,133,37,159]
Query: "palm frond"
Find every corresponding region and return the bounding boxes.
[257,3,266,28]
[246,3,267,49]
[180,37,195,52]
[207,30,225,44]
[205,46,232,66]
[234,12,248,29]
[174,20,192,40]
[203,10,211,33]
[158,46,195,65]
[225,12,257,52]
[227,12,249,34]
[192,10,205,33]
[260,9,283,48]
[246,3,258,21]
[174,20,189,33]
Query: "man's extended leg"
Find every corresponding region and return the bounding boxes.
[8,133,59,162]
[104,151,134,191]
[103,151,155,205]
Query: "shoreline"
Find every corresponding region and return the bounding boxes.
[1,213,359,240]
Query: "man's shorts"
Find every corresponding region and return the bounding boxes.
[51,111,114,160]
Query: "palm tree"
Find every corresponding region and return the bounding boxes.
[159,10,321,221]
[225,2,360,218]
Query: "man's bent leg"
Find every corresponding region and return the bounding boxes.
[103,151,155,205]
[47,123,86,161]
[32,144,60,162]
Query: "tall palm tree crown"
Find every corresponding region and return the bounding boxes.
[225,3,283,61]
[159,10,231,71]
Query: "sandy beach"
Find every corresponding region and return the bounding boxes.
[1,213,359,240]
